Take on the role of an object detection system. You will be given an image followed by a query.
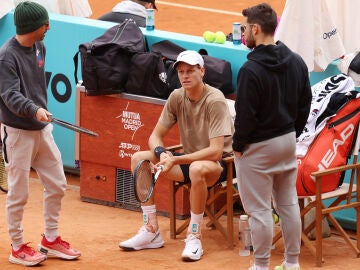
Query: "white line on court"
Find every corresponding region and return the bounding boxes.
[156,1,243,17]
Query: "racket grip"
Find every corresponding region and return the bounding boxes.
[154,165,163,179]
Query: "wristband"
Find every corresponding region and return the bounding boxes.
[154,146,166,159]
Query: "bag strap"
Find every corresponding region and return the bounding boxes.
[151,40,185,61]
[73,51,80,85]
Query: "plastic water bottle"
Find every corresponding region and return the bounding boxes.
[238,214,252,256]
[232,22,241,45]
[146,9,155,31]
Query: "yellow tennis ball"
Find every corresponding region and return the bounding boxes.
[215,31,226,44]
[273,213,279,224]
[203,31,216,43]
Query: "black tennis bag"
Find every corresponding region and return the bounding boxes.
[125,40,183,99]
[125,51,171,99]
[349,51,360,73]
[74,19,146,96]
[151,40,233,95]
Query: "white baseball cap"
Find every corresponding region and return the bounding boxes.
[174,50,204,68]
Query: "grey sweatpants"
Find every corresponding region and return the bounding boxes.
[1,123,66,247]
[235,132,301,267]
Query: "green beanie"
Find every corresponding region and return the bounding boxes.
[14,1,49,35]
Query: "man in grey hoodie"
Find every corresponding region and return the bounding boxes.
[98,0,157,27]
[0,1,81,266]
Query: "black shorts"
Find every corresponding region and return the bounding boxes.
[173,152,227,184]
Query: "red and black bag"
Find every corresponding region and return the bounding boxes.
[296,98,360,196]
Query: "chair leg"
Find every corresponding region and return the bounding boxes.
[327,213,360,255]
[226,170,234,248]
[170,182,190,238]
[169,180,177,239]
[169,160,236,249]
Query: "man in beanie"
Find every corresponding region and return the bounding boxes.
[98,0,157,27]
[0,1,81,266]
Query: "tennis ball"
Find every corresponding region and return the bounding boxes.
[215,31,226,44]
[273,213,279,224]
[203,30,216,43]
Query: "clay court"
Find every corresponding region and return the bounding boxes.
[0,1,359,269]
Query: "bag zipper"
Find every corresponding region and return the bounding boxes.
[328,107,360,128]
[88,19,132,53]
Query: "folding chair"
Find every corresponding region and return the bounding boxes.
[168,144,238,248]
[273,123,360,267]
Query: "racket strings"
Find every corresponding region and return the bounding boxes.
[0,151,8,193]
[135,162,154,202]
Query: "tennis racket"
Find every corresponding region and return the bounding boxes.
[50,117,98,137]
[0,148,8,193]
[133,160,163,203]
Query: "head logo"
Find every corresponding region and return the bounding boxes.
[317,123,354,171]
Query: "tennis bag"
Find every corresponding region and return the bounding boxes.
[125,51,170,99]
[296,98,360,196]
[73,19,146,96]
[151,40,233,95]
[125,40,183,98]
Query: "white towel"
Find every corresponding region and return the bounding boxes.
[296,74,355,157]
[275,0,346,72]
[1,0,14,19]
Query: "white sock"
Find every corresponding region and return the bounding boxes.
[12,243,23,251]
[188,211,204,234]
[45,234,57,242]
[255,266,269,270]
[141,205,158,231]
[285,262,299,268]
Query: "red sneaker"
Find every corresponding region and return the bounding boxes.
[9,242,47,266]
[38,235,81,260]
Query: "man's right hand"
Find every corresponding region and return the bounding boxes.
[36,108,52,122]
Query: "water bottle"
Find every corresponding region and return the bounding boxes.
[146,9,155,31]
[238,214,252,256]
[232,22,241,45]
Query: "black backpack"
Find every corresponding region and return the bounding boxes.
[125,40,185,99]
[151,40,184,92]
[151,40,234,95]
[125,51,170,99]
[73,19,146,96]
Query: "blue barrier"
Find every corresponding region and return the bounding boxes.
[0,11,250,169]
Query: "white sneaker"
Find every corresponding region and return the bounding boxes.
[274,263,300,270]
[181,234,203,262]
[249,264,270,270]
[119,226,164,251]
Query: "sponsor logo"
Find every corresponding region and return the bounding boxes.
[317,123,354,171]
[323,28,337,39]
[192,248,199,255]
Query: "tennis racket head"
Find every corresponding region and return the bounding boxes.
[0,151,8,193]
[133,160,155,203]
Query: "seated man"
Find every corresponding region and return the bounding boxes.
[98,0,157,27]
[119,50,234,261]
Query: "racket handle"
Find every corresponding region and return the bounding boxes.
[154,165,163,179]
